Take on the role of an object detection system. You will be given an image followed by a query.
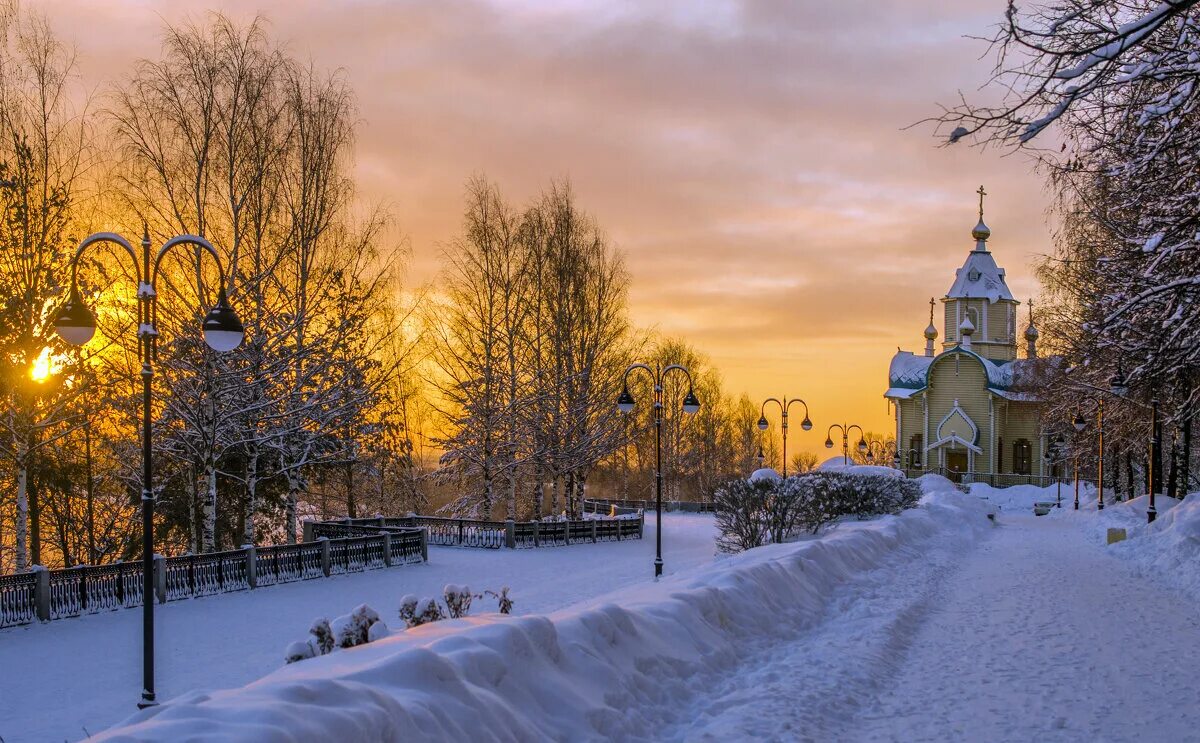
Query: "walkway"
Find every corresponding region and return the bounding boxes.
[668,511,1200,742]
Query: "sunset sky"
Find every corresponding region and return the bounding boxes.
[46,0,1049,455]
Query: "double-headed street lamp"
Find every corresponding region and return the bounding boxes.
[756,397,811,478]
[54,229,244,709]
[825,423,867,465]
[617,363,700,578]
[865,439,897,467]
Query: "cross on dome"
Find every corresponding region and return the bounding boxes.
[971,184,991,246]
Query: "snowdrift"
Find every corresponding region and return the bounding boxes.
[1102,492,1198,599]
[92,481,992,742]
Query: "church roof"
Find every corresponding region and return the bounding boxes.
[946,248,1014,303]
[886,346,1037,400]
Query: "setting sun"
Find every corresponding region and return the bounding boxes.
[29,346,55,382]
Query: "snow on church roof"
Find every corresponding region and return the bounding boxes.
[945,248,1013,303]
[886,347,1036,399]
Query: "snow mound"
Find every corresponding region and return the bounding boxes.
[748,467,781,483]
[92,484,990,742]
[1105,493,1198,598]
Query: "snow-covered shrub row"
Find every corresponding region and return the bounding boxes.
[285,605,387,664]
[714,470,922,553]
[95,483,988,741]
[399,585,513,629]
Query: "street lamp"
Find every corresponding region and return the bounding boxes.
[825,423,867,465]
[54,229,243,709]
[616,363,700,577]
[1072,410,1085,510]
[1044,435,1065,508]
[756,396,812,478]
[865,439,897,467]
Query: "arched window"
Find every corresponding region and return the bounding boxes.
[909,435,923,467]
[1013,439,1032,475]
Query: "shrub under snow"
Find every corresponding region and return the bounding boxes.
[714,470,922,553]
[284,609,387,665]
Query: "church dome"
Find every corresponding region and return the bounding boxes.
[1024,322,1039,341]
[924,321,938,340]
[959,315,975,336]
[971,218,991,242]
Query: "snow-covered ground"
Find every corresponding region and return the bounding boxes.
[88,478,998,741]
[10,481,1200,742]
[0,513,716,742]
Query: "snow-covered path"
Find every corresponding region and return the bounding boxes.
[855,512,1200,742]
[672,510,1200,742]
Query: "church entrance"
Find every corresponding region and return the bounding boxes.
[945,451,968,480]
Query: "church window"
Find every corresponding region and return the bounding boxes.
[909,435,923,467]
[1013,439,1032,475]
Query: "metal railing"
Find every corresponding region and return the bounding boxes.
[583,498,715,514]
[0,527,427,630]
[314,512,645,550]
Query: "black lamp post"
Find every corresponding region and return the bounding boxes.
[54,229,243,709]
[1044,435,1065,507]
[825,423,867,465]
[865,439,896,467]
[1071,364,1130,513]
[617,363,700,578]
[1072,410,1086,510]
[756,397,811,478]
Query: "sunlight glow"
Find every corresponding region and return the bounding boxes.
[30,346,56,382]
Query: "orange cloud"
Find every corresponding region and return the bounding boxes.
[45,0,1048,454]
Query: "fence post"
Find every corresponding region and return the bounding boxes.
[638,513,644,539]
[381,532,392,567]
[419,528,428,563]
[458,520,464,546]
[616,518,622,541]
[590,520,597,543]
[318,537,331,577]
[505,519,516,549]
[302,520,315,543]
[532,520,540,548]
[33,565,49,621]
[243,545,257,589]
[153,555,166,604]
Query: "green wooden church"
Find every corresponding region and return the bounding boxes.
[885,189,1048,483]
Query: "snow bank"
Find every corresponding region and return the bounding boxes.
[92,486,992,742]
[1099,493,1199,598]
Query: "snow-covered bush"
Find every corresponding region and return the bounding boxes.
[444,584,472,618]
[399,594,446,628]
[332,604,383,649]
[485,587,513,614]
[713,478,772,553]
[400,587,513,628]
[283,617,339,664]
[714,471,923,552]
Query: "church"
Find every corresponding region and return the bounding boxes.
[884,188,1047,483]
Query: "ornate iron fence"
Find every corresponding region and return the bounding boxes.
[47,561,144,620]
[0,572,37,627]
[255,542,324,587]
[164,550,250,600]
[583,498,713,514]
[0,528,427,630]
[312,513,645,550]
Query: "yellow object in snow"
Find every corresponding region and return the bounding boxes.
[1107,528,1127,545]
